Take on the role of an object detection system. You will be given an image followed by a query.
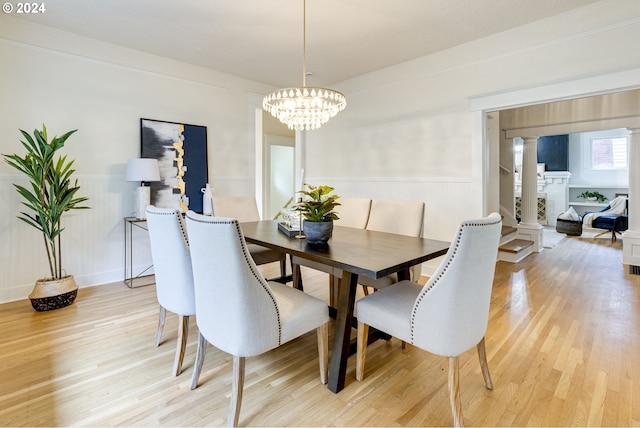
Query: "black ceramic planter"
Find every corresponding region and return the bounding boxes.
[303,221,333,245]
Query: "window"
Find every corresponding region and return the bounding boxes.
[591,137,628,170]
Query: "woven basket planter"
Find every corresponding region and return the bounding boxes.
[28,275,78,311]
[556,218,582,236]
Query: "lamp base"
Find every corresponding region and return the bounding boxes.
[135,186,151,219]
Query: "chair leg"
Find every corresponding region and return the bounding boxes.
[476,337,493,390]
[362,285,370,296]
[190,333,208,390]
[228,355,245,428]
[279,257,287,278]
[155,306,166,347]
[448,356,464,428]
[594,230,609,239]
[355,321,369,381]
[172,315,189,376]
[317,323,329,384]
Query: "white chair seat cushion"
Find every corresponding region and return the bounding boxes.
[358,274,397,289]
[247,243,284,265]
[356,280,422,343]
[268,281,329,344]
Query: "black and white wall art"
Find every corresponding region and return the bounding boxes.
[140,118,208,213]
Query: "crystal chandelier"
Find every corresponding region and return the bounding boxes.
[263,0,346,131]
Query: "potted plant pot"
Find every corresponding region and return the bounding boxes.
[29,275,78,311]
[303,220,334,245]
[294,184,340,245]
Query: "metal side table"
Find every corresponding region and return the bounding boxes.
[123,217,155,288]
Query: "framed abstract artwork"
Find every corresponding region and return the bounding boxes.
[140,118,208,213]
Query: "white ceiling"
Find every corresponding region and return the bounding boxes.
[14,0,599,88]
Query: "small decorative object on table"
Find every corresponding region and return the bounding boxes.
[577,191,607,203]
[294,184,340,245]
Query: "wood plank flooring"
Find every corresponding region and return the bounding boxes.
[0,233,639,426]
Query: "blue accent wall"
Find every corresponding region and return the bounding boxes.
[538,135,569,171]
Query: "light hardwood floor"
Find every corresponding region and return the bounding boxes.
[1,233,639,427]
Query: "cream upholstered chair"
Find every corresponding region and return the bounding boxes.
[213,196,287,279]
[355,213,502,427]
[334,197,372,229]
[145,206,196,376]
[185,212,329,427]
[358,199,425,291]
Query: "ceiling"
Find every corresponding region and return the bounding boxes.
[14,0,599,88]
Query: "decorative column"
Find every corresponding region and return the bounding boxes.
[623,127,640,273]
[517,136,543,251]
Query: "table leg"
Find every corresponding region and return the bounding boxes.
[397,266,411,281]
[292,262,303,291]
[328,270,358,393]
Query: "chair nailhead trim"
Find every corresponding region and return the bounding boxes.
[232,221,282,345]
[146,209,189,247]
[409,217,501,343]
[186,213,282,344]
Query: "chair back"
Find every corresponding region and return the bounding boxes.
[366,199,425,237]
[145,206,196,316]
[364,199,425,282]
[212,196,261,222]
[411,212,502,356]
[185,211,281,357]
[334,198,371,229]
[600,195,628,214]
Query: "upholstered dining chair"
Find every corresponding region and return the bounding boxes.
[359,199,425,292]
[334,197,372,229]
[213,195,287,280]
[355,212,502,427]
[185,211,329,427]
[145,205,196,376]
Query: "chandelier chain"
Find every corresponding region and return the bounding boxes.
[262,0,346,131]
[302,0,306,87]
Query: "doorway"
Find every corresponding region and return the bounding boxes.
[258,109,296,219]
[265,135,295,219]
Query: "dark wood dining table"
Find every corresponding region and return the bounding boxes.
[240,220,450,393]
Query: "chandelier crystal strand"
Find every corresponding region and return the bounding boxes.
[262,0,346,131]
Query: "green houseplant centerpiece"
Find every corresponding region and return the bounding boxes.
[3,125,89,311]
[577,191,607,203]
[294,184,340,245]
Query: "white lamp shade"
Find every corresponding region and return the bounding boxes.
[126,158,160,182]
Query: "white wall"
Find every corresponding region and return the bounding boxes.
[0,15,272,302]
[568,128,630,187]
[2,1,640,301]
[305,0,640,249]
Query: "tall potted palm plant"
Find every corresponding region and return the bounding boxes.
[3,125,90,311]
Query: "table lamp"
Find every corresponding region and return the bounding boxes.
[126,158,160,219]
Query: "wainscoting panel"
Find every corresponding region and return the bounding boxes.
[0,174,146,303]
